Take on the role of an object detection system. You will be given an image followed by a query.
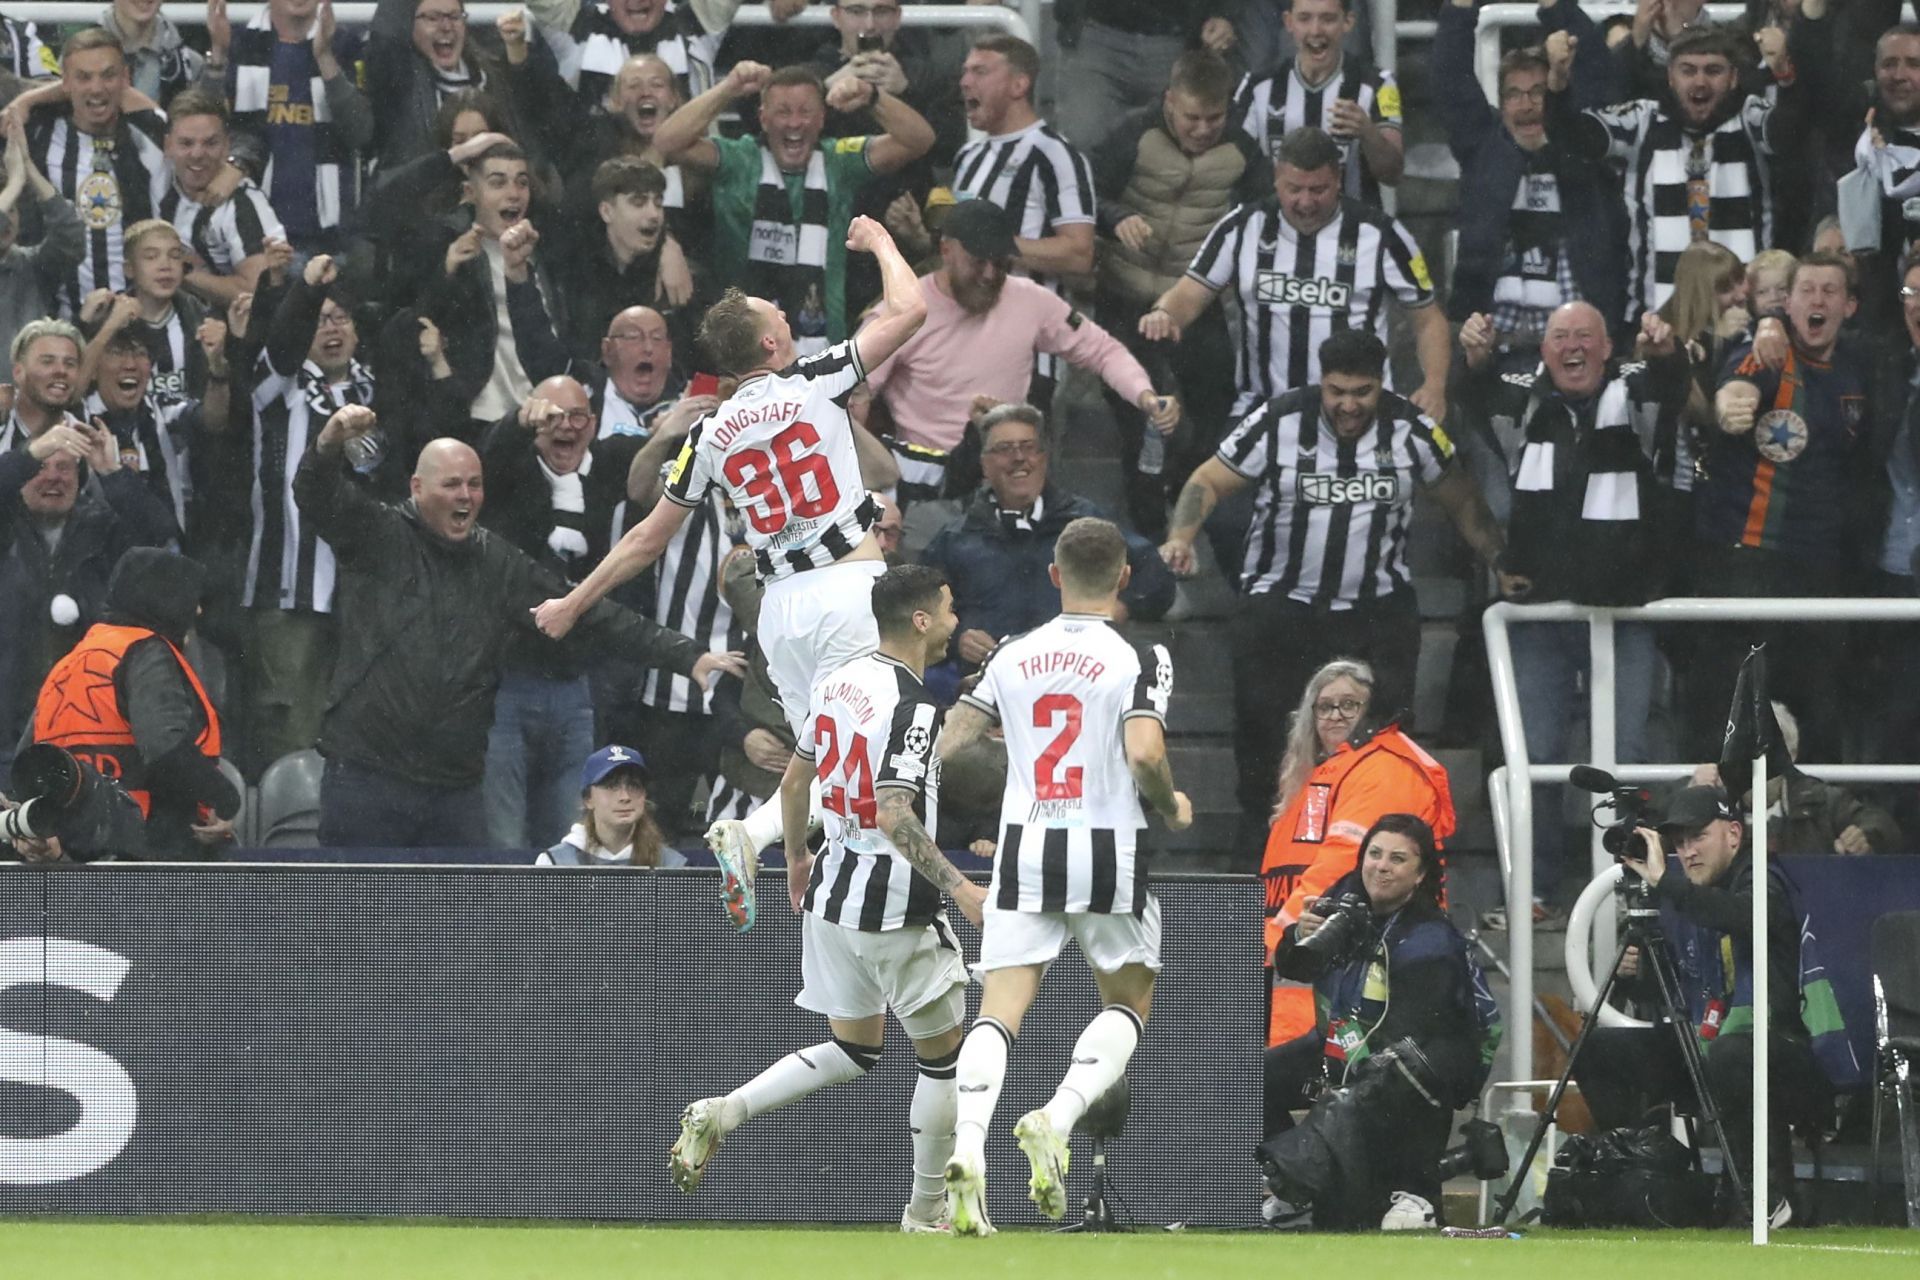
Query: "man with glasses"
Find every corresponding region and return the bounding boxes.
[1435,0,1619,346]
[863,199,1177,503]
[921,404,1175,704]
[1160,328,1502,847]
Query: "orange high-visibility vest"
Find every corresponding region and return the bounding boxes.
[33,623,221,818]
[1262,726,1455,1046]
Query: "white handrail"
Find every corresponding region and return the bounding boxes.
[6,3,1031,41]
[1483,596,1920,1087]
[1471,3,1745,101]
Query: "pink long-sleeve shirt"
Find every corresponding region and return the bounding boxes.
[864,273,1155,452]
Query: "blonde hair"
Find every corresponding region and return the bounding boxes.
[124,219,183,259]
[1658,241,1741,342]
[1747,249,1798,293]
[1273,658,1375,819]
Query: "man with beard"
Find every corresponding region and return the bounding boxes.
[1436,0,1620,342]
[1550,25,1807,326]
[1694,253,1881,761]
[1,320,87,453]
[295,404,741,848]
[1232,0,1404,210]
[654,60,933,354]
[1160,329,1504,846]
[864,200,1177,502]
[1459,300,1689,923]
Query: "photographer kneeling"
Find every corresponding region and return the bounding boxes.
[1573,786,1836,1225]
[1260,815,1502,1230]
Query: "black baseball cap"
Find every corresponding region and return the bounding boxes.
[1658,786,1737,836]
[942,198,1016,260]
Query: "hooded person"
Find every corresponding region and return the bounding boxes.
[31,546,241,859]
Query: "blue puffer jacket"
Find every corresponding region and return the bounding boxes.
[921,484,1176,673]
[1434,0,1624,327]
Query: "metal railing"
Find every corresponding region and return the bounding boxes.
[1469,3,1745,100]
[1483,596,1920,1088]
[3,3,1031,42]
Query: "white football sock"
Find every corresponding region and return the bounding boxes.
[952,1018,1013,1166]
[908,1048,960,1219]
[1043,1005,1143,1136]
[722,1038,878,1133]
[738,777,821,854]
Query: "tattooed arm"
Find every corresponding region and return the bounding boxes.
[1160,456,1252,577]
[934,699,999,780]
[877,788,986,925]
[1124,717,1193,830]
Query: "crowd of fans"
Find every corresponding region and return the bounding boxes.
[0,0,1916,882]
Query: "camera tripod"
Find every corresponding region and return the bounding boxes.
[1491,880,1748,1224]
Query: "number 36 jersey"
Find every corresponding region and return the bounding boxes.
[797,652,945,933]
[961,614,1174,916]
[662,340,878,582]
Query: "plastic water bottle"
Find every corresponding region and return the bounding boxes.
[1139,422,1165,476]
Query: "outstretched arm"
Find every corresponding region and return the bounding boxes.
[877,788,986,925]
[531,493,693,637]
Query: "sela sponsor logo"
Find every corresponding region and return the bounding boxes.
[0,938,137,1186]
[1254,272,1351,309]
[1297,471,1401,505]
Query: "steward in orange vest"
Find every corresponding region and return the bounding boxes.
[33,548,238,858]
[1262,721,1455,1046]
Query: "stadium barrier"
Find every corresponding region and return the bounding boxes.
[0,866,1261,1225]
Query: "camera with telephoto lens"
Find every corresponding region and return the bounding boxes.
[1297,890,1372,958]
[1436,1116,1510,1181]
[0,744,146,861]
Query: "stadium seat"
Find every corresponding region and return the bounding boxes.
[256,749,324,849]
[217,757,252,847]
[1869,911,1920,1228]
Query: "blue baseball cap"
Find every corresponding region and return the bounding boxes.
[582,744,650,790]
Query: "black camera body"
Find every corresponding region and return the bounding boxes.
[1,744,147,861]
[1297,890,1372,959]
[1437,1116,1510,1181]
[1569,765,1661,864]
[857,31,885,53]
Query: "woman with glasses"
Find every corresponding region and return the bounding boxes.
[1259,657,1456,1050]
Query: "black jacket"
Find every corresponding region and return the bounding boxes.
[416,213,575,413]
[293,442,699,787]
[97,547,241,858]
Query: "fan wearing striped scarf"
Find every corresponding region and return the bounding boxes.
[1553,25,1802,326]
[653,59,935,354]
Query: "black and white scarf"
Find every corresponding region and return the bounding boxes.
[1512,378,1641,522]
[539,447,593,568]
[746,147,830,358]
[230,9,355,231]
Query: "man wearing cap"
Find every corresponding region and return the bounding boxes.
[537,745,686,868]
[1572,785,1841,1223]
[861,198,1178,503]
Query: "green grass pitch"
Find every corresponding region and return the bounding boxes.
[3,1221,1918,1279]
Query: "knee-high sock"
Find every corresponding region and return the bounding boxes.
[738,777,821,853]
[1043,1005,1143,1135]
[909,1047,960,1217]
[720,1037,879,1133]
[952,1017,1014,1165]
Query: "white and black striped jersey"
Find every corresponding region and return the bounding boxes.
[1218,386,1453,606]
[962,614,1173,917]
[243,353,375,613]
[640,489,738,714]
[29,109,169,319]
[1587,96,1776,320]
[159,179,283,277]
[661,340,878,582]
[128,307,201,400]
[1188,195,1435,416]
[0,14,57,79]
[799,652,945,933]
[952,120,1095,298]
[1232,59,1402,207]
[545,0,723,103]
[86,388,201,532]
[1856,119,1920,254]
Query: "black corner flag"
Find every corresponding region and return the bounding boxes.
[1717,644,1799,787]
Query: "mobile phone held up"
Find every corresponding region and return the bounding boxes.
[857,32,884,53]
